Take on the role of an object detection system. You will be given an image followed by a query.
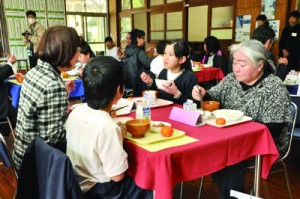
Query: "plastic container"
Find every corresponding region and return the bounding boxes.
[142,100,151,121]
[183,99,197,111]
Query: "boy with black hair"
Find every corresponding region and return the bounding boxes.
[66,56,153,199]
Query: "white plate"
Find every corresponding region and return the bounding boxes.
[206,116,252,128]
[113,117,133,124]
[66,69,79,76]
[150,121,171,133]
[193,109,212,120]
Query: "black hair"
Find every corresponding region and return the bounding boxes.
[166,39,191,70]
[289,10,300,19]
[79,41,92,56]
[156,40,167,54]
[204,36,220,54]
[26,10,36,18]
[105,36,113,43]
[256,15,269,26]
[130,29,145,45]
[252,25,275,44]
[83,56,124,110]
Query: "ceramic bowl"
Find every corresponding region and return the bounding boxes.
[202,101,220,112]
[150,121,171,133]
[155,79,171,89]
[212,109,244,122]
[126,119,150,138]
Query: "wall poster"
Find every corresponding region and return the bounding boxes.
[261,0,277,20]
[235,15,251,42]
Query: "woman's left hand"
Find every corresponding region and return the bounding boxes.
[65,80,75,94]
[160,80,180,96]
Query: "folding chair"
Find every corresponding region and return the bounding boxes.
[0,116,16,141]
[0,134,18,179]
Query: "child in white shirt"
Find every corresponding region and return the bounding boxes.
[66,56,153,199]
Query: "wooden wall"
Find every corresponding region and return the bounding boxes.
[236,0,290,59]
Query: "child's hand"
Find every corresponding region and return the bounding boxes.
[110,111,117,118]
[160,80,179,96]
[65,80,75,94]
[117,122,127,140]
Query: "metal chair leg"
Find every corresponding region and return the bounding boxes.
[281,160,293,199]
[179,181,183,199]
[197,177,204,199]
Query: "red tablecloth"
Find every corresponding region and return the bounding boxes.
[124,105,279,199]
[194,67,224,82]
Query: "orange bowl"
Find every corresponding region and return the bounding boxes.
[126,119,150,138]
[15,73,24,83]
[202,101,220,112]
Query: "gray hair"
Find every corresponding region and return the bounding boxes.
[229,39,276,73]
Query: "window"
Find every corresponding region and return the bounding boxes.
[150,0,164,6]
[120,17,132,40]
[188,5,208,41]
[211,6,234,39]
[121,0,145,10]
[150,13,164,40]
[66,0,108,54]
[166,11,182,39]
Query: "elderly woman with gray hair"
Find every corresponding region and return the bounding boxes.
[192,39,292,199]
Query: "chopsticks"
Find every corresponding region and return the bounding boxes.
[111,105,129,113]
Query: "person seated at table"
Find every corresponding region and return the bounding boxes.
[150,40,167,77]
[192,39,292,199]
[13,26,79,170]
[200,36,228,75]
[252,25,288,81]
[79,36,96,58]
[66,56,153,199]
[140,39,198,104]
[227,25,288,81]
[78,41,94,76]
[0,55,17,137]
[188,41,202,62]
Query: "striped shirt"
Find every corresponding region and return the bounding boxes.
[13,59,68,169]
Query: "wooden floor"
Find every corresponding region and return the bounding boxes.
[1,140,300,199]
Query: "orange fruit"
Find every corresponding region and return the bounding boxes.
[216,118,226,125]
[161,126,174,137]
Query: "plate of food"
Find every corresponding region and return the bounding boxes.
[150,121,171,133]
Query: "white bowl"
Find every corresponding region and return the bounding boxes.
[194,109,212,120]
[155,79,171,89]
[150,121,171,133]
[212,109,244,122]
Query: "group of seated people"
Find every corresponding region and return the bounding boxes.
[0,23,293,198]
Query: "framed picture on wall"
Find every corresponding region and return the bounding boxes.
[261,0,276,20]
